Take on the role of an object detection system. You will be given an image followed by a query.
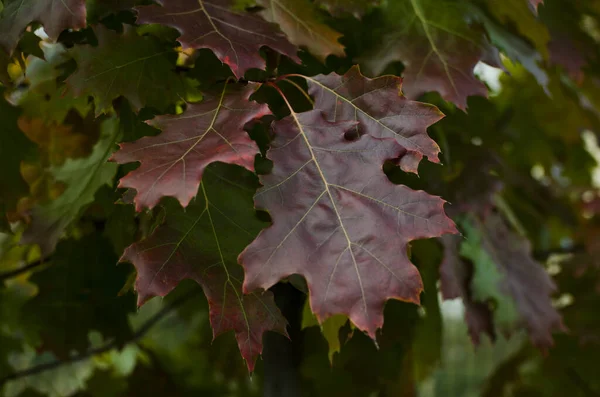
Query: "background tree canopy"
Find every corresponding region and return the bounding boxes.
[1,0,600,396]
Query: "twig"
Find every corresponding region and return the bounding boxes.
[0,288,202,387]
[0,258,47,283]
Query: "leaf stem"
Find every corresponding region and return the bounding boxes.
[278,78,314,106]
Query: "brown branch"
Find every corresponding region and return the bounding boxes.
[0,287,202,387]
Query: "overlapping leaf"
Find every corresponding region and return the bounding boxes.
[67,25,191,115]
[135,0,300,78]
[239,109,457,338]
[302,66,444,170]
[0,0,86,54]
[459,215,566,348]
[257,0,345,62]
[315,0,379,18]
[21,117,120,256]
[111,83,268,211]
[362,0,501,109]
[488,0,549,59]
[15,43,91,122]
[120,163,287,371]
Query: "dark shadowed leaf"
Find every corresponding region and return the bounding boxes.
[21,117,119,256]
[0,0,86,54]
[135,0,300,78]
[66,25,191,115]
[111,83,268,211]
[315,0,379,18]
[302,66,444,170]
[257,0,345,62]
[119,163,287,371]
[362,0,501,110]
[0,88,34,214]
[240,109,457,338]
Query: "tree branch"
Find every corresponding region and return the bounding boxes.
[0,258,48,283]
[0,287,202,387]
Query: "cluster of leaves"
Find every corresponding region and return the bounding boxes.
[1,0,600,395]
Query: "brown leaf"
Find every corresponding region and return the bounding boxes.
[0,0,86,54]
[302,66,444,171]
[111,83,268,211]
[135,0,300,78]
[120,163,287,371]
[240,109,457,338]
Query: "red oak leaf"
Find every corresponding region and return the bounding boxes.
[301,66,444,171]
[120,163,287,371]
[135,0,300,78]
[110,83,268,211]
[239,109,457,338]
[0,0,86,54]
[362,0,502,110]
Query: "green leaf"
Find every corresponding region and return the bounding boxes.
[67,25,193,116]
[487,0,550,59]
[21,117,120,256]
[15,42,91,122]
[256,0,345,62]
[302,298,348,363]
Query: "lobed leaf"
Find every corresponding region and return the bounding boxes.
[66,25,191,116]
[120,163,288,371]
[302,66,444,170]
[257,0,345,62]
[362,0,501,110]
[0,0,86,54]
[240,109,457,338]
[111,82,268,211]
[135,0,300,78]
[21,117,120,256]
[459,215,566,348]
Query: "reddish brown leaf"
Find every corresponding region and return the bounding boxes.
[0,0,86,54]
[110,83,268,211]
[135,0,300,78]
[301,66,444,171]
[548,34,587,83]
[239,109,457,338]
[440,235,496,345]
[120,163,287,371]
[461,214,566,348]
[362,0,501,110]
